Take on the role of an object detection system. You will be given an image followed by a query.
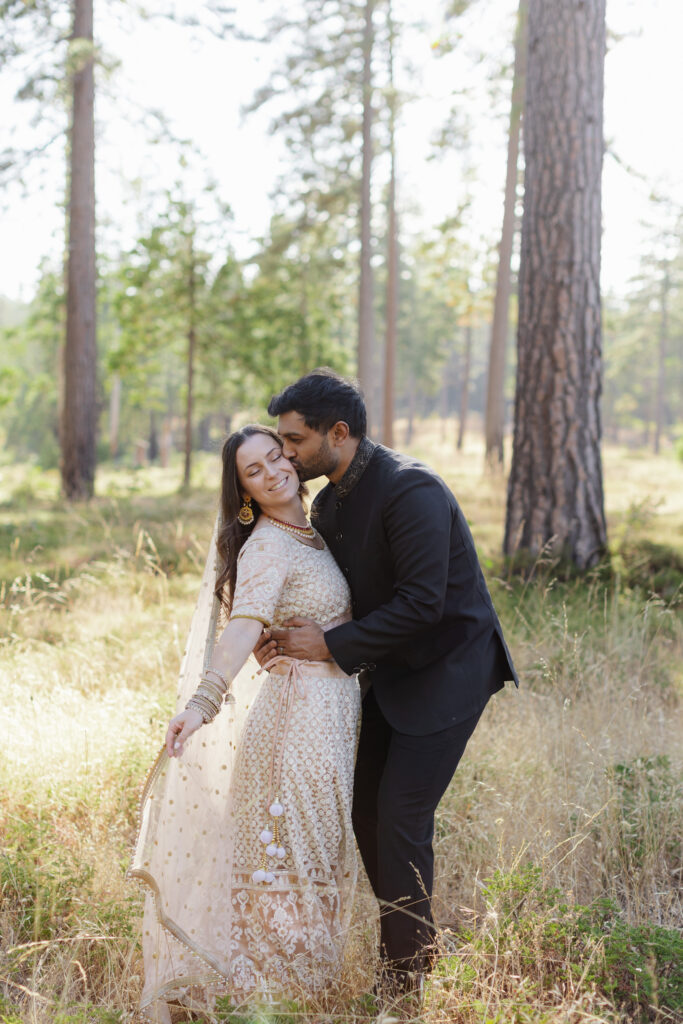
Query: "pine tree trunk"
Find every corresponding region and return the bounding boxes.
[653,270,668,455]
[183,239,196,491]
[484,0,527,472]
[149,410,159,462]
[504,0,607,569]
[382,0,398,449]
[358,0,375,430]
[61,0,96,499]
[108,374,120,458]
[457,324,472,451]
[160,417,173,469]
[405,378,416,446]
[198,415,212,451]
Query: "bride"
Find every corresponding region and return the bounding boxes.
[130,425,360,1021]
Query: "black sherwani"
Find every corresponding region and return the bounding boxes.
[311,437,518,972]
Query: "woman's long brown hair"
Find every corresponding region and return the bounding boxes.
[214,424,305,612]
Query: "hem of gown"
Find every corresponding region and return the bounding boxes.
[128,748,232,994]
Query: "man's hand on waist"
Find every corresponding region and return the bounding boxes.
[270,617,332,661]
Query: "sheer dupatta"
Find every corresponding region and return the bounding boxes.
[129,514,263,1012]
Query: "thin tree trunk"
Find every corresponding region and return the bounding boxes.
[457,324,472,451]
[440,371,449,441]
[358,0,375,430]
[108,374,121,458]
[160,417,173,469]
[484,0,527,472]
[198,415,212,451]
[653,269,668,455]
[183,232,196,491]
[149,409,159,462]
[61,0,96,499]
[405,378,416,446]
[383,0,398,449]
[504,0,607,569]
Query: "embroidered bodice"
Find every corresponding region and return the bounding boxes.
[230,522,351,629]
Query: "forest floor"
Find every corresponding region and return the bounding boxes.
[1,425,682,1024]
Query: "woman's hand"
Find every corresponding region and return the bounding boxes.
[253,628,278,667]
[166,708,203,758]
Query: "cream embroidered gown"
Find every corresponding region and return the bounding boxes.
[132,522,360,1014]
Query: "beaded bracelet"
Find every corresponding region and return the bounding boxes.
[205,666,228,687]
[186,697,218,724]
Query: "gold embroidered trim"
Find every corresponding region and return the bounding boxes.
[331,435,376,501]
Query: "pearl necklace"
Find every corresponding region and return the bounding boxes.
[265,514,316,540]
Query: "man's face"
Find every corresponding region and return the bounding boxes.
[277,411,339,481]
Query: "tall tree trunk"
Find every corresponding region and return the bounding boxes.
[504,0,607,569]
[382,0,398,449]
[183,232,196,491]
[61,0,96,500]
[484,0,527,472]
[198,414,212,451]
[405,377,416,446]
[358,0,375,431]
[457,323,472,451]
[149,409,159,462]
[108,374,121,458]
[160,417,173,469]
[653,269,668,455]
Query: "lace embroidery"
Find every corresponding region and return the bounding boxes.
[136,521,360,1012]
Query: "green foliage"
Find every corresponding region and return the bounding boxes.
[467,865,683,1021]
[53,1011,122,1024]
[603,216,683,448]
[610,499,683,599]
[0,267,63,468]
[0,994,22,1024]
[0,816,94,944]
[606,755,681,872]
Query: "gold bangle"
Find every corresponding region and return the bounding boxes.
[205,666,228,686]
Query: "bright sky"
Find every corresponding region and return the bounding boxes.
[1,0,681,305]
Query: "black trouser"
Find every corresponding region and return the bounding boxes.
[352,687,483,974]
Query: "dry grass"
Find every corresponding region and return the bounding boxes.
[1,427,682,1023]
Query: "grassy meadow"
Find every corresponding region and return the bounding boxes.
[1,423,682,1024]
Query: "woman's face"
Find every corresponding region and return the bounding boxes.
[235,433,299,513]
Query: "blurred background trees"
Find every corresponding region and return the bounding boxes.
[1,0,682,568]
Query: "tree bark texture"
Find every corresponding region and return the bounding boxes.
[504,0,607,568]
[484,0,527,471]
[358,0,375,430]
[61,0,97,499]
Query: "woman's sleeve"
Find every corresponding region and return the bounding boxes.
[229,530,291,627]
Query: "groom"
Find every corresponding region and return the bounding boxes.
[259,368,518,997]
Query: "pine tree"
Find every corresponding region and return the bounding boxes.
[504,0,607,568]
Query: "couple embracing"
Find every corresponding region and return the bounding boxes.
[130,369,518,1020]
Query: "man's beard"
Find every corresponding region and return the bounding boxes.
[294,436,339,481]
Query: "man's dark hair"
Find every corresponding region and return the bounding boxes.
[268,368,367,437]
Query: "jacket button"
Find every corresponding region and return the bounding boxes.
[335,531,343,541]
[336,501,342,510]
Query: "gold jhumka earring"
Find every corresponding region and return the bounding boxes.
[237,496,255,525]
